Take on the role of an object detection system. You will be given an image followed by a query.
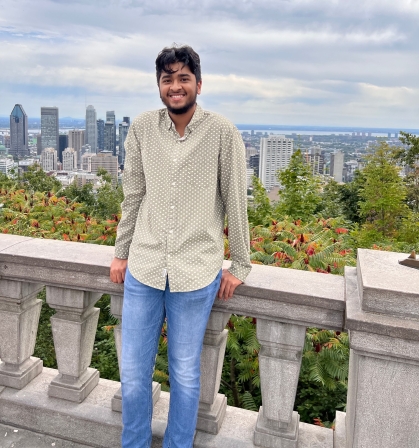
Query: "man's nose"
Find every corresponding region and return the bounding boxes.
[171,78,181,91]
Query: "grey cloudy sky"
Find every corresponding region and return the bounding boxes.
[1,0,419,127]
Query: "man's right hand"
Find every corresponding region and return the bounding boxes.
[110,257,128,283]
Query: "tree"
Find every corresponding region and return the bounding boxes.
[93,168,124,219]
[397,132,419,167]
[317,179,345,219]
[247,176,272,226]
[359,142,408,238]
[396,133,419,212]
[339,170,365,223]
[22,164,61,193]
[61,181,96,215]
[275,150,322,220]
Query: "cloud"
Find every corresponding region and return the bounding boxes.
[0,0,418,127]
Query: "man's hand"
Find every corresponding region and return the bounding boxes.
[110,257,128,283]
[218,269,243,301]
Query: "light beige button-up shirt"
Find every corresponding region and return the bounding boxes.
[114,104,251,292]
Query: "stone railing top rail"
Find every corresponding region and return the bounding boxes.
[0,234,345,328]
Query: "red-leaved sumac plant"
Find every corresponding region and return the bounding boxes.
[0,188,118,245]
[225,216,356,274]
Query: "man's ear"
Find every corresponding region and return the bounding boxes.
[197,80,202,95]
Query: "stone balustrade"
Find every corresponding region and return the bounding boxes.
[0,234,419,448]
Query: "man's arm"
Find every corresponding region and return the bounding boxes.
[110,119,146,283]
[218,125,252,299]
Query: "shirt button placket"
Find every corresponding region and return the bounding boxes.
[167,137,180,272]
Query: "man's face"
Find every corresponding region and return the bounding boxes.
[159,62,202,115]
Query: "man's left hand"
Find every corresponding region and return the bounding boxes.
[218,269,243,301]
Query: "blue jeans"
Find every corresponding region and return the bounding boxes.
[121,268,222,448]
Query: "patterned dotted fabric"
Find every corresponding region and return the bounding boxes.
[114,104,251,292]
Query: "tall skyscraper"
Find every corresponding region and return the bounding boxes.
[104,121,116,154]
[118,117,130,166]
[85,105,97,154]
[259,135,293,190]
[10,104,28,158]
[58,134,68,163]
[68,130,85,168]
[106,111,116,156]
[97,119,105,151]
[41,107,59,151]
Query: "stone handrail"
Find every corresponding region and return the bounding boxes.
[1,234,419,448]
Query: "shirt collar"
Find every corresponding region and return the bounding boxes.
[164,104,205,133]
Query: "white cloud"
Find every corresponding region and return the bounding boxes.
[0,0,418,127]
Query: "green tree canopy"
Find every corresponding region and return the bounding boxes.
[359,142,408,237]
[275,149,322,220]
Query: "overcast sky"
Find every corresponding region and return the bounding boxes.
[1,0,419,127]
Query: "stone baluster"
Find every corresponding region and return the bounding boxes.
[110,294,161,413]
[197,311,231,434]
[0,279,43,389]
[254,320,306,448]
[46,286,101,403]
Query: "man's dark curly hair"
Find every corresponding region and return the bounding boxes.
[155,45,201,84]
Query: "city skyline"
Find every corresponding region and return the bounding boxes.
[1,1,419,128]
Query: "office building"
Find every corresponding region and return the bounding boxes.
[305,146,325,175]
[105,111,116,155]
[97,119,104,151]
[104,120,116,154]
[81,153,92,172]
[62,148,77,171]
[259,135,293,189]
[249,154,260,177]
[91,152,118,184]
[40,147,57,171]
[330,151,344,183]
[85,105,97,154]
[0,156,15,175]
[36,134,42,155]
[118,117,130,165]
[58,135,68,163]
[68,130,85,167]
[9,104,29,158]
[41,107,59,151]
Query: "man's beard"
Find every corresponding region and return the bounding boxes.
[160,91,197,115]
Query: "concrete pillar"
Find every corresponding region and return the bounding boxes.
[0,279,43,389]
[46,286,101,403]
[344,249,419,448]
[254,319,306,448]
[110,294,161,413]
[197,311,230,434]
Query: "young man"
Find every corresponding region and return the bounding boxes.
[110,45,251,448]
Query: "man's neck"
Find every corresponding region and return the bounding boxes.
[168,103,197,137]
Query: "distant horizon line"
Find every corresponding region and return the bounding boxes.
[0,116,418,134]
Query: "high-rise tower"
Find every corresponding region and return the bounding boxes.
[118,116,130,166]
[97,119,105,151]
[106,111,116,156]
[10,104,29,158]
[41,107,59,151]
[259,135,293,190]
[85,105,97,154]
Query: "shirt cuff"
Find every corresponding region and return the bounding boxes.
[228,261,252,284]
